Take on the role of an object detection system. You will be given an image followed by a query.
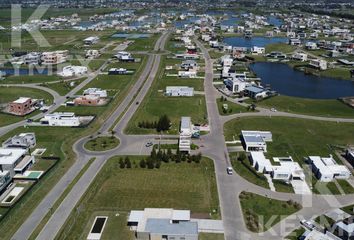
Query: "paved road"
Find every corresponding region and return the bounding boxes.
[29,32,170,240]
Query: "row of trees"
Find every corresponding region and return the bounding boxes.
[138,115,171,132]
[117,149,203,170]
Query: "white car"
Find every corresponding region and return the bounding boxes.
[270,107,277,112]
[226,167,233,175]
[300,220,315,230]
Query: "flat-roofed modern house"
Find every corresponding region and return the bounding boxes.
[244,86,268,99]
[179,117,192,153]
[40,112,80,127]
[8,97,35,116]
[0,148,35,177]
[309,59,328,70]
[165,86,194,97]
[127,208,198,240]
[83,36,99,45]
[2,133,36,149]
[224,78,248,93]
[83,88,108,98]
[333,216,354,239]
[0,170,11,194]
[346,149,354,167]
[309,156,351,182]
[41,50,68,65]
[250,151,273,173]
[241,130,272,152]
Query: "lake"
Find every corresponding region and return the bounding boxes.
[0,68,51,76]
[250,62,354,99]
[223,37,287,48]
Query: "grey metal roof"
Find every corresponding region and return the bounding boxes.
[145,219,198,235]
[243,135,264,144]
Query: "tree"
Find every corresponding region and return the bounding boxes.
[139,159,146,168]
[119,158,125,168]
[150,148,157,160]
[155,160,161,169]
[238,152,246,162]
[146,158,155,169]
[110,130,116,137]
[195,153,202,163]
[125,156,131,168]
[157,115,171,132]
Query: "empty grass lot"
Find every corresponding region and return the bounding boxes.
[239,192,301,232]
[56,156,220,239]
[126,34,160,52]
[0,86,53,127]
[126,56,207,135]
[42,78,86,96]
[248,96,354,118]
[1,74,61,84]
[217,99,251,115]
[225,117,354,194]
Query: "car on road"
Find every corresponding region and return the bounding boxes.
[300,220,315,230]
[226,167,233,175]
[145,142,153,147]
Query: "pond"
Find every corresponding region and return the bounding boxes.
[223,37,287,48]
[0,68,51,76]
[250,62,354,99]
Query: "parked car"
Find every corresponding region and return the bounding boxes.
[300,220,315,230]
[226,167,233,175]
[145,142,153,147]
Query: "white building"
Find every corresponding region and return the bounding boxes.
[241,130,272,152]
[309,59,328,70]
[224,78,248,93]
[83,36,99,45]
[40,112,80,127]
[83,88,107,98]
[0,148,35,177]
[271,157,305,181]
[114,51,132,60]
[179,117,192,153]
[0,170,11,194]
[165,86,194,97]
[309,156,351,182]
[251,46,265,55]
[85,49,100,59]
[292,52,308,62]
[57,65,87,77]
[289,38,302,46]
[305,42,318,50]
[250,151,273,173]
[178,70,197,78]
[2,133,36,149]
[127,208,198,240]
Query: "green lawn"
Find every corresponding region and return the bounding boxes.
[0,86,54,127]
[84,136,119,152]
[217,99,252,115]
[126,56,208,135]
[1,75,61,84]
[199,233,225,240]
[273,180,294,193]
[57,157,220,239]
[126,34,160,51]
[239,191,301,232]
[285,227,306,240]
[42,78,86,96]
[265,43,296,54]
[230,153,270,189]
[247,95,354,118]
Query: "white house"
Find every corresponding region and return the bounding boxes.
[0,148,35,177]
[179,117,192,153]
[289,38,302,46]
[178,71,197,78]
[83,36,99,45]
[305,42,318,50]
[271,157,305,181]
[309,59,328,70]
[224,78,248,93]
[40,112,80,127]
[165,86,194,97]
[127,208,198,240]
[2,133,36,149]
[57,65,87,77]
[292,52,308,62]
[250,151,273,173]
[244,86,268,99]
[251,46,265,55]
[83,88,107,98]
[309,156,351,182]
[241,130,272,152]
[0,170,11,194]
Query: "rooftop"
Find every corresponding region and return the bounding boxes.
[0,148,27,165]
[145,218,198,236]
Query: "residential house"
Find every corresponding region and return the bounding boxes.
[292,52,308,62]
[57,65,87,77]
[251,46,265,55]
[224,78,248,93]
[40,112,80,127]
[309,59,328,70]
[306,42,318,50]
[333,217,354,240]
[309,156,351,182]
[127,208,198,240]
[179,117,192,153]
[289,38,302,46]
[165,86,194,97]
[2,133,36,149]
[178,70,197,78]
[83,36,99,45]
[108,68,128,75]
[41,50,68,65]
[0,148,35,177]
[345,149,354,167]
[7,97,35,116]
[244,86,268,99]
[83,88,107,98]
[241,130,272,152]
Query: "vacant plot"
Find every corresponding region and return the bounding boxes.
[217,99,251,115]
[126,56,207,135]
[84,136,119,152]
[1,74,61,84]
[126,34,160,51]
[57,157,220,239]
[248,96,354,118]
[239,191,301,232]
[43,78,86,96]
